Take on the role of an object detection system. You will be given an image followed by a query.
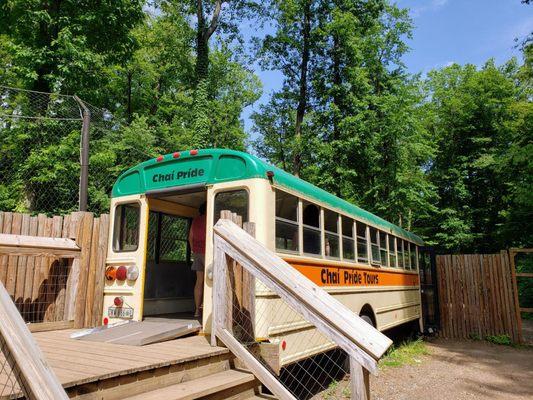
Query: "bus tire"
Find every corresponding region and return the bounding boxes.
[360,314,374,328]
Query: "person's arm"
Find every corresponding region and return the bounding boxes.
[188,219,194,248]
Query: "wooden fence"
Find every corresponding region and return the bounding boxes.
[0,211,109,330]
[436,252,521,342]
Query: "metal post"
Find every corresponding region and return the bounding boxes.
[74,95,90,211]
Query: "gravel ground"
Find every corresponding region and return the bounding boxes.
[370,338,533,400]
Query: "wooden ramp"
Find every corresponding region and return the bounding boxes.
[74,319,201,346]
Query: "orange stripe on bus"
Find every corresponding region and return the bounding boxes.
[287,261,420,287]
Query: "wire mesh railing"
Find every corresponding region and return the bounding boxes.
[211,216,392,400]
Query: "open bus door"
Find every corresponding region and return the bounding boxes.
[419,246,439,333]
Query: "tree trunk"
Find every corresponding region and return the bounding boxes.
[293,0,311,178]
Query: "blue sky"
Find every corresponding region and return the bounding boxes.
[241,0,532,134]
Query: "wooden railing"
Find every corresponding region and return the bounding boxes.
[211,219,393,400]
[0,279,68,399]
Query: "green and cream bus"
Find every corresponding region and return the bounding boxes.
[103,149,423,366]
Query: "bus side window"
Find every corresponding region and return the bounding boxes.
[403,240,410,269]
[389,235,397,267]
[302,202,321,255]
[342,217,355,261]
[379,231,388,267]
[275,190,299,253]
[324,209,339,258]
[398,240,405,269]
[113,203,141,252]
[356,222,368,263]
[410,243,417,270]
[214,190,249,223]
[370,227,380,265]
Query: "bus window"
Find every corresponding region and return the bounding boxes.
[389,235,397,267]
[214,190,248,223]
[342,217,355,261]
[113,203,141,252]
[302,202,321,255]
[403,240,410,269]
[379,231,388,267]
[324,209,339,258]
[410,243,417,270]
[275,190,299,253]
[398,240,405,268]
[370,227,380,265]
[356,222,368,263]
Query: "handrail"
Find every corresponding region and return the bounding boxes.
[0,233,80,257]
[0,281,69,399]
[212,219,393,400]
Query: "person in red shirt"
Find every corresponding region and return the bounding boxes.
[189,203,206,318]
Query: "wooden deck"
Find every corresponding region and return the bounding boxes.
[1,329,229,398]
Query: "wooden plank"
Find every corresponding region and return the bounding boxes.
[471,254,482,337]
[488,255,501,335]
[14,214,30,310]
[0,233,80,252]
[92,213,109,327]
[350,357,370,400]
[458,255,468,337]
[27,320,75,332]
[74,212,94,328]
[211,243,230,347]
[0,281,69,399]
[214,219,391,362]
[241,222,256,342]
[22,216,39,319]
[5,212,23,296]
[508,249,523,342]
[493,254,506,335]
[516,272,533,278]
[84,217,100,327]
[43,216,65,322]
[495,253,509,335]
[0,212,14,285]
[216,328,295,400]
[500,251,515,341]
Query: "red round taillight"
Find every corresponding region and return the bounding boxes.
[281,340,287,351]
[173,152,181,158]
[116,266,127,281]
[190,149,198,156]
[103,317,109,325]
[114,297,124,307]
[105,266,116,281]
[156,155,164,162]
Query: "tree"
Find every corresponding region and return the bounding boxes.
[0,0,144,99]
[422,58,531,252]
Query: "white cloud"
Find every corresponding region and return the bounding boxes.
[410,0,450,18]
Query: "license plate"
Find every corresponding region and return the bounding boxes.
[108,306,134,319]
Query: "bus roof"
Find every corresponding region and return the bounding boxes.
[112,149,424,245]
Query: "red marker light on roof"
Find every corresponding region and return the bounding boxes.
[173,152,181,158]
[156,155,164,162]
[281,340,287,351]
[190,149,198,156]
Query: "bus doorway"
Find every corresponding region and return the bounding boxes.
[143,189,206,322]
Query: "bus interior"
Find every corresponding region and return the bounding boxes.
[143,187,206,321]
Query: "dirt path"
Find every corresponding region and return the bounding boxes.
[371,339,533,400]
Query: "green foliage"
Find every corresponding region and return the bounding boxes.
[380,338,429,368]
[485,334,512,346]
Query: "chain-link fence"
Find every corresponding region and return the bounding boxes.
[0,85,157,216]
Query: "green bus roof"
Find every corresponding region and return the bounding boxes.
[112,149,423,245]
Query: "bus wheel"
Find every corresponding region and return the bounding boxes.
[360,314,374,328]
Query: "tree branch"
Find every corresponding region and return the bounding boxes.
[205,0,223,40]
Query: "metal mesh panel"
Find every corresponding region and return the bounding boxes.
[0,85,158,216]
[0,334,27,400]
[221,260,354,399]
[159,215,189,262]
